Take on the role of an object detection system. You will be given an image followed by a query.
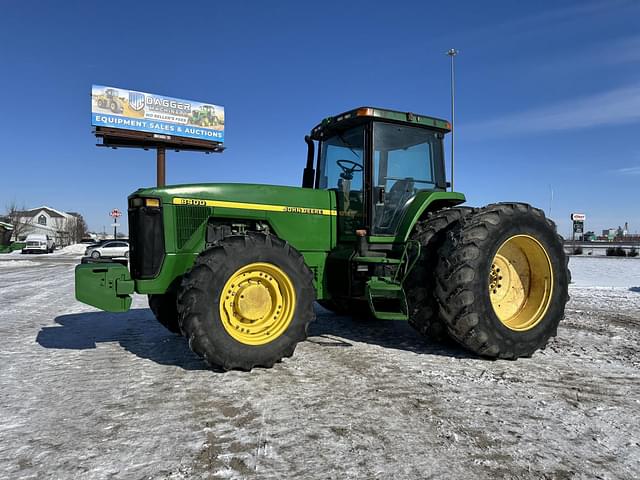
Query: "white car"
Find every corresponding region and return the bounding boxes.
[86,241,129,259]
[22,234,55,254]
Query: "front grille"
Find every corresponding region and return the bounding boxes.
[175,205,212,249]
[128,206,165,279]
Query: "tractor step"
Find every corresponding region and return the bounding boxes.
[366,277,408,321]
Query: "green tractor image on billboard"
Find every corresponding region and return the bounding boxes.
[95,88,124,114]
[190,105,222,127]
[76,107,569,370]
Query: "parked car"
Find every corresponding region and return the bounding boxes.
[85,241,129,259]
[84,239,130,255]
[83,239,109,254]
[22,234,55,254]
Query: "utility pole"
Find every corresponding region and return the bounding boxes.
[446,48,459,191]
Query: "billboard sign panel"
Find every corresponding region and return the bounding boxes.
[91,85,224,143]
[571,213,586,221]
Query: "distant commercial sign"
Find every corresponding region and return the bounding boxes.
[571,213,585,238]
[91,85,224,143]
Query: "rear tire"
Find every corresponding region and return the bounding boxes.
[406,207,474,341]
[177,232,315,371]
[435,203,569,359]
[148,293,181,334]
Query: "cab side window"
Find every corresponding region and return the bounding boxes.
[318,126,365,237]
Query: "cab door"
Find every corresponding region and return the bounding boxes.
[370,122,445,236]
[316,125,366,242]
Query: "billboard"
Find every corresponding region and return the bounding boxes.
[91,85,224,143]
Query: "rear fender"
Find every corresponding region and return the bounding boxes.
[395,191,466,242]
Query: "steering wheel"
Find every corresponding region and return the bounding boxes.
[336,159,363,180]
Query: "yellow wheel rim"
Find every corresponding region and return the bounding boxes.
[489,235,553,331]
[219,262,296,345]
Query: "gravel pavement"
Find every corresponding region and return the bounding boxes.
[0,255,639,479]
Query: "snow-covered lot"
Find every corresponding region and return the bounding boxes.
[0,254,639,479]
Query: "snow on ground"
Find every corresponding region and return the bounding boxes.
[4,243,87,257]
[568,255,640,288]
[0,260,38,268]
[0,256,638,479]
[54,243,89,255]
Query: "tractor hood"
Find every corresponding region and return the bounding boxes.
[130,183,335,214]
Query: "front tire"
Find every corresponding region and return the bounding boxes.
[435,203,569,359]
[177,233,315,371]
[91,250,100,259]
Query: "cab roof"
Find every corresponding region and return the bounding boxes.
[310,106,451,140]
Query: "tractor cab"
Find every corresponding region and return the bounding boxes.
[304,107,454,319]
[305,107,451,239]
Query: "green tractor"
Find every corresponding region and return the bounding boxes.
[190,105,221,127]
[75,107,569,370]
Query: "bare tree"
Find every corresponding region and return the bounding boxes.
[50,216,67,247]
[67,212,89,244]
[3,201,33,242]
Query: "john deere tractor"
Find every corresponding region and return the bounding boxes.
[75,107,569,370]
[190,105,221,127]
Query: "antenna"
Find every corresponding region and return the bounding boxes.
[446,48,459,191]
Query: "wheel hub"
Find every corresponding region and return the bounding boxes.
[235,283,272,321]
[219,262,296,345]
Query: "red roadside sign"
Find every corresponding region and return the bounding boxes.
[110,208,122,218]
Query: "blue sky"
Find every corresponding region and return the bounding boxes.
[1,0,639,236]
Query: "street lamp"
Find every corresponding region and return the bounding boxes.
[446,48,458,191]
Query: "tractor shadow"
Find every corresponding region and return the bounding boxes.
[310,305,477,359]
[37,309,207,370]
[36,305,475,371]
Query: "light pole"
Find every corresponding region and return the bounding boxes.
[446,48,458,191]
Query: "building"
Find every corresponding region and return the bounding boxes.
[12,206,78,247]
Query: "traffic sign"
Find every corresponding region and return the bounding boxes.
[110,208,122,218]
[110,223,121,228]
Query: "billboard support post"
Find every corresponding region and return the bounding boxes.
[157,147,166,187]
